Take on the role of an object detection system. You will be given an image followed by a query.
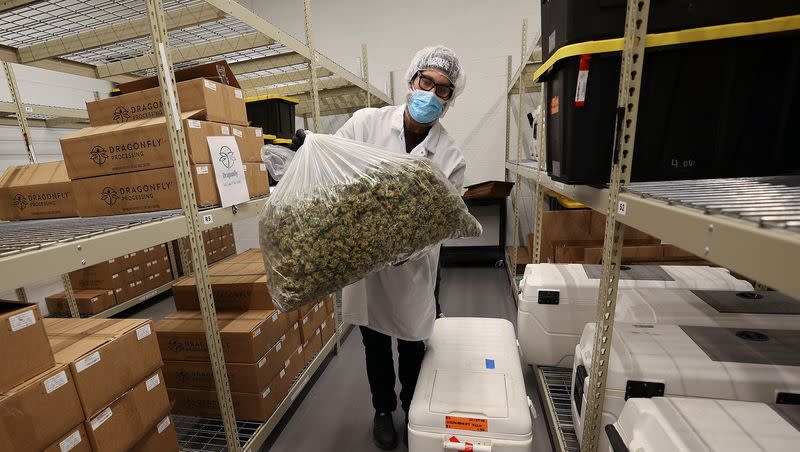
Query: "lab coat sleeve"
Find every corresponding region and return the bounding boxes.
[333,110,365,140]
[449,158,467,192]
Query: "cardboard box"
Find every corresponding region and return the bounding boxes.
[0,161,78,220]
[60,112,234,179]
[163,320,300,393]
[300,302,327,344]
[169,383,283,422]
[155,310,288,363]
[172,274,272,311]
[87,78,247,127]
[73,165,220,216]
[227,248,262,264]
[0,302,55,393]
[124,249,148,267]
[123,265,145,286]
[282,338,306,383]
[116,60,241,93]
[320,312,335,346]
[85,370,170,452]
[69,266,123,290]
[324,295,334,315]
[130,413,180,452]
[46,318,162,417]
[243,162,270,197]
[0,364,83,451]
[230,125,264,162]
[208,261,266,276]
[42,424,92,452]
[45,289,117,315]
[303,328,323,364]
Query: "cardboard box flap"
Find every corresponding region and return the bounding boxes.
[44,318,149,338]
[0,161,71,188]
[175,274,267,286]
[155,317,262,334]
[62,110,206,141]
[208,261,266,276]
[116,61,241,93]
[49,335,112,364]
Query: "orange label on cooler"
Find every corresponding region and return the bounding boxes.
[445,416,488,432]
[550,96,559,115]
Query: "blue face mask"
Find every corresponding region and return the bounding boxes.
[407,90,444,124]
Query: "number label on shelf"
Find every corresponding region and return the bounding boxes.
[617,201,628,216]
[203,214,213,225]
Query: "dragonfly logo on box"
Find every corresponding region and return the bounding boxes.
[12,193,28,211]
[90,145,108,166]
[218,146,236,169]
[113,106,130,123]
[100,187,119,206]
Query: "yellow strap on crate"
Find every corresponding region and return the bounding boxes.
[245,94,300,104]
[534,14,800,82]
[272,138,292,144]
[263,134,277,140]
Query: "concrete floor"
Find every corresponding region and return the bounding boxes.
[121,267,554,452]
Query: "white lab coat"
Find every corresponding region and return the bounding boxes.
[334,105,466,341]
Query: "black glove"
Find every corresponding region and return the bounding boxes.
[289,129,307,151]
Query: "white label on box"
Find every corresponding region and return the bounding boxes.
[133,266,139,271]
[285,358,290,368]
[255,128,262,137]
[258,357,267,368]
[207,136,250,207]
[276,342,282,352]
[262,387,271,398]
[221,125,230,135]
[188,119,202,129]
[294,323,299,330]
[203,214,213,225]
[235,89,243,99]
[253,327,262,338]
[197,165,210,175]
[303,317,309,325]
[59,429,82,452]
[297,346,303,355]
[146,373,161,391]
[204,79,217,91]
[280,369,286,379]
[136,324,152,340]
[272,313,279,322]
[233,128,243,138]
[575,70,589,104]
[321,321,327,329]
[617,200,628,216]
[43,370,68,394]
[107,290,113,296]
[157,416,171,434]
[314,304,319,313]
[127,269,133,274]
[90,408,112,431]
[112,273,119,279]
[75,351,101,373]
[9,309,36,332]
[90,297,99,303]
[260,163,267,172]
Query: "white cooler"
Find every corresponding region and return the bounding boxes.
[408,318,533,452]
[516,264,754,366]
[572,323,800,451]
[606,397,800,452]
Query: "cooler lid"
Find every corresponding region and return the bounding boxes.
[430,370,508,418]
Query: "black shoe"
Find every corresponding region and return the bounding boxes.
[373,411,398,450]
[403,413,409,446]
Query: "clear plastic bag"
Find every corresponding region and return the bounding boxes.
[259,132,482,311]
[260,144,295,182]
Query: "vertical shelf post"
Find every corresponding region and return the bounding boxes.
[580,1,651,451]
[144,0,240,450]
[303,0,321,132]
[362,43,371,108]
[531,81,547,264]
[509,19,527,276]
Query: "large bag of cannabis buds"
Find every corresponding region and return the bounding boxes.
[259,132,482,311]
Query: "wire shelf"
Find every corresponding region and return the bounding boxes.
[537,366,580,452]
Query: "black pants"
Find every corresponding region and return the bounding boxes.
[360,326,425,414]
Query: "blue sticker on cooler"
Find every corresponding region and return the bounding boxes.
[485,359,495,369]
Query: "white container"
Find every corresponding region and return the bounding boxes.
[408,318,533,452]
[607,397,800,452]
[516,263,754,367]
[572,323,800,451]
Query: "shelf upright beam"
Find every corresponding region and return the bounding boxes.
[531,83,547,264]
[303,0,322,132]
[2,62,36,163]
[166,241,180,279]
[60,274,80,318]
[581,1,651,451]
[178,237,193,276]
[509,19,527,276]
[362,43,371,108]
[144,0,239,450]
[503,54,514,283]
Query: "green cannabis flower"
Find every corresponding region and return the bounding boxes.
[260,158,481,310]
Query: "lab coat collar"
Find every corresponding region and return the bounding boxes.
[392,104,441,155]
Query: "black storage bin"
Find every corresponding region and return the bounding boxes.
[545,31,800,184]
[541,0,800,60]
[245,95,298,139]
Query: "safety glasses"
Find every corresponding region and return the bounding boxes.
[414,70,454,100]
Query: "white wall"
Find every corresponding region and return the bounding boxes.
[240,0,541,186]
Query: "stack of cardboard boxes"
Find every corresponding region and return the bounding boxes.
[15,77,266,218]
[156,249,335,422]
[528,210,709,266]
[46,243,173,316]
[0,301,178,451]
[204,224,237,264]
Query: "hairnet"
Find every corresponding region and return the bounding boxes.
[404,45,466,105]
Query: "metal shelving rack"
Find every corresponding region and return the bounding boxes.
[504,2,800,452]
[0,1,390,450]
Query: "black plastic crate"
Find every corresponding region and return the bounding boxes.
[545,31,800,184]
[541,0,800,60]
[245,95,298,139]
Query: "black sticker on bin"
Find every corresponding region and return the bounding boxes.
[692,290,800,315]
[681,325,800,367]
[583,264,673,281]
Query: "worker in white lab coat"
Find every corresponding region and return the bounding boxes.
[334,45,467,450]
